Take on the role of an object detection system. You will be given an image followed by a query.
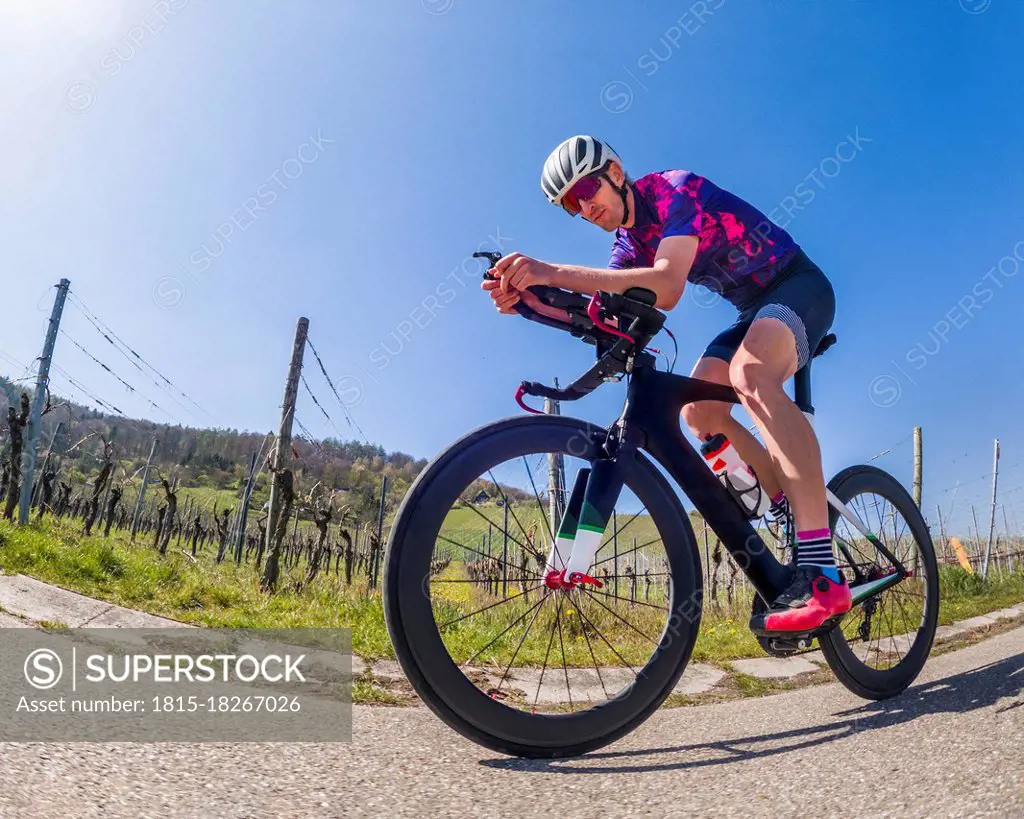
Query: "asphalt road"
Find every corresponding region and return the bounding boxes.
[1,627,1021,819]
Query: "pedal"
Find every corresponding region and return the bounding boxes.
[762,636,815,657]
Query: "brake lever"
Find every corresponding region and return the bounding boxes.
[587,292,635,343]
[476,250,573,329]
[474,251,503,275]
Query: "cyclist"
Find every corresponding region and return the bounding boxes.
[481,134,850,634]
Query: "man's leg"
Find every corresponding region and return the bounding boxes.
[732,316,850,633]
[727,317,827,533]
[681,356,784,500]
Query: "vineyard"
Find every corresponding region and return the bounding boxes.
[1,283,1022,678]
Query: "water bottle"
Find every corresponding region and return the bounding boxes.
[700,433,771,519]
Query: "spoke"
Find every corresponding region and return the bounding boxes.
[574,589,611,701]
[555,592,573,712]
[891,582,925,602]
[461,594,548,668]
[854,494,874,540]
[593,505,638,556]
[433,576,538,584]
[880,595,902,664]
[870,586,884,667]
[436,515,540,573]
[521,454,557,554]
[436,584,542,630]
[834,535,860,578]
[859,604,872,665]
[487,469,546,562]
[584,586,669,613]
[890,574,919,635]
[533,594,564,711]
[595,506,648,554]
[592,534,664,570]
[573,601,642,677]
[455,499,544,564]
[496,594,550,694]
[579,587,659,646]
[436,531,542,579]
[893,504,910,557]
[871,494,886,545]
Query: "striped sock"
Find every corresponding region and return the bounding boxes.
[796,528,840,582]
[768,492,789,521]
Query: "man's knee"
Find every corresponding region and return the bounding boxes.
[681,401,727,437]
[729,354,776,404]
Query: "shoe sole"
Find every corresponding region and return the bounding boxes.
[749,614,845,640]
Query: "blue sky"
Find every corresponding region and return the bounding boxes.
[1,0,1021,535]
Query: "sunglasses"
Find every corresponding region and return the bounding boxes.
[561,172,605,216]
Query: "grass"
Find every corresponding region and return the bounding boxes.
[936,564,1024,622]
[174,486,244,511]
[0,517,1021,673]
[0,517,391,658]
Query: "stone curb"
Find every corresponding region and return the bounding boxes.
[0,574,189,630]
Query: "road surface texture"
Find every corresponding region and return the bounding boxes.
[0,626,1020,818]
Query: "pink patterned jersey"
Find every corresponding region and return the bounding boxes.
[608,170,800,307]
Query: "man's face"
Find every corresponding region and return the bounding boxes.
[577,162,627,232]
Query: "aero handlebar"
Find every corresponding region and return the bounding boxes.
[475,251,668,413]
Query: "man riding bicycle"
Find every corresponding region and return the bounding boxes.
[482,134,850,634]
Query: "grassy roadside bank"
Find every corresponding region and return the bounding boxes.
[1,517,1022,666]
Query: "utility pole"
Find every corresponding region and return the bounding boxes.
[262,317,308,592]
[19,279,70,523]
[912,426,923,509]
[130,437,158,541]
[982,438,1000,579]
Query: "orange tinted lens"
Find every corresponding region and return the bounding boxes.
[561,193,582,215]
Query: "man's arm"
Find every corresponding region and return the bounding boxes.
[549,235,699,310]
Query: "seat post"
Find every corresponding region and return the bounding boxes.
[793,362,814,416]
[793,332,834,421]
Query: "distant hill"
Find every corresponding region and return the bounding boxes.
[0,375,428,522]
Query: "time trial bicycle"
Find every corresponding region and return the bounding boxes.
[383,252,938,758]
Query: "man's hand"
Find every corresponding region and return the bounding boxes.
[480,252,555,315]
[493,253,556,294]
[482,275,544,314]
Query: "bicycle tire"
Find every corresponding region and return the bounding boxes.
[383,415,702,758]
[819,465,940,700]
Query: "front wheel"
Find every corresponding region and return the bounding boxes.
[383,415,702,758]
[819,465,940,699]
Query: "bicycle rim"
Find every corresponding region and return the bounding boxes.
[821,465,939,698]
[384,416,702,757]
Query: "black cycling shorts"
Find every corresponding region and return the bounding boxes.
[701,249,835,370]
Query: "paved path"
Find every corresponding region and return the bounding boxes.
[0,573,1020,816]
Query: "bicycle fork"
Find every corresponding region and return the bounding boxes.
[542,458,626,590]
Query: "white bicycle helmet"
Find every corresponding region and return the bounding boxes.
[540,135,631,224]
